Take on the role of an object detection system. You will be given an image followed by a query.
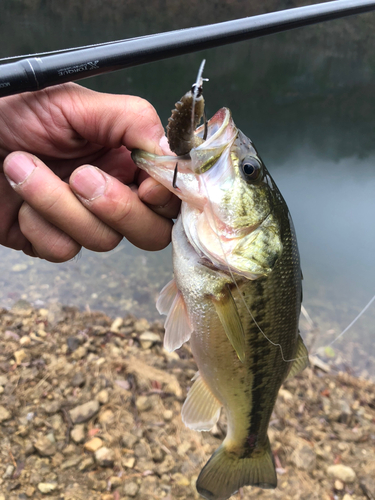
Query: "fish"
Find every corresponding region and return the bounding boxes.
[131,65,308,500]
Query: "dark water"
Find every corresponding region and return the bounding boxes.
[1,1,375,376]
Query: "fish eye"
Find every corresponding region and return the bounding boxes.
[240,157,262,182]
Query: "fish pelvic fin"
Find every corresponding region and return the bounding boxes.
[212,285,246,363]
[285,334,309,381]
[156,279,193,352]
[197,438,277,500]
[182,371,222,431]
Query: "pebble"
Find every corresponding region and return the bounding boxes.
[0,405,11,422]
[37,482,58,494]
[123,481,139,497]
[67,336,80,352]
[79,456,95,471]
[327,464,356,483]
[163,410,173,421]
[110,317,123,333]
[84,437,103,452]
[99,409,115,424]
[342,495,353,500]
[69,400,100,424]
[334,479,344,490]
[121,432,138,449]
[95,389,109,404]
[2,464,15,479]
[71,424,86,444]
[71,345,87,360]
[14,348,28,365]
[71,372,86,387]
[95,446,115,467]
[19,335,31,346]
[134,318,150,333]
[61,456,82,470]
[34,435,57,457]
[291,444,316,471]
[136,395,152,412]
[109,476,122,489]
[139,331,161,349]
[0,375,7,386]
[122,456,136,469]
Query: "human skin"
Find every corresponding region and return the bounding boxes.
[0,83,180,262]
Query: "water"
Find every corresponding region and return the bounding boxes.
[1,0,375,377]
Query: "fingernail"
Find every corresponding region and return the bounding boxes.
[5,153,36,186]
[159,135,173,155]
[71,166,107,200]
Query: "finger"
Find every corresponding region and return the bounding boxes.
[138,177,181,219]
[55,84,166,154]
[70,165,173,251]
[18,203,82,262]
[3,152,122,252]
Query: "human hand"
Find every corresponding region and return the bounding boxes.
[0,83,180,262]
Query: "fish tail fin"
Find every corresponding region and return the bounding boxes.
[196,438,277,500]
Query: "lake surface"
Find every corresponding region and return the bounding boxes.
[1,0,375,377]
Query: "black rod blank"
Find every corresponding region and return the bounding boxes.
[1,0,375,98]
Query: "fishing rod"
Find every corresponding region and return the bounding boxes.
[1,0,375,98]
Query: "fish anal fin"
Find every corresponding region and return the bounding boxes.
[285,334,309,381]
[163,290,193,352]
[156,279,178,315]
[212,286,246,363]
[182,372,222,432]
[197,437,277,500]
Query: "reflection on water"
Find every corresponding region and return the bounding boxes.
[1,1,375,376]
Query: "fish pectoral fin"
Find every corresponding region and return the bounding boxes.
[163,290,193,352]
[285,334,309,380]
[212,286,246,363]
[156,279,178,315]
[182,372,222,431]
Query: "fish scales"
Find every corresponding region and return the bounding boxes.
[131,68,308,500]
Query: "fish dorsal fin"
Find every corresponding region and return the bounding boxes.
[212,286,246,363]
[158,280,193,352]
[182,371,222,431]
[156,279,178,315]
[285,334,309,380]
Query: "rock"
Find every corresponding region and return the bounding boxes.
[172,472,190,486]
[109,476,122,489]
[84,437,103,452]
[327,464,356,483]
[121,432,138,449]
[69,400,100,424]
[342,495,353,500]
[163,410,173,422]
[123,481,139,497]
[44,400,61,414]
[34,435,57,457]
[14,348,28,364]
[67,336,80,352]
[71,372,86,387]
[79,456,95,471]
[134,318,150,333]
[99,409,114,424]
[0,375,7,386]
[71,345,87,360]
[37,482,58,494]
[136,395,152,412]
[71,424,85,444]
[19,335,31,346]
[95,389,109,404]
[110,317,123,333]
[334,479,344,490]
[61,456,82,470]
[139,331,161,349]
[2,464,15,479]
[95,446,115,467]
[0,405,11,422]
[25,486,35,497]
[156,454,175,475]
[122,456,136,469]
[291,444,316,471]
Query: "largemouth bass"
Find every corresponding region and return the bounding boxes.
[131,69,308,500]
